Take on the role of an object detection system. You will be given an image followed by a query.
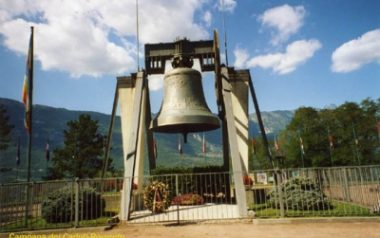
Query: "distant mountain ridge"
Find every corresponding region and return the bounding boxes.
[0,97,293,182]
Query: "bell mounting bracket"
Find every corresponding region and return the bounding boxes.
[145,38,216,74]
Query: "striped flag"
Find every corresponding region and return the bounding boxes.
[45,140,50,161]
[22,28,34,133]
[202,133,206,154]
[299,136,305,155]
[16,138,20,166]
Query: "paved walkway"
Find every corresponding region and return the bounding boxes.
[130,204,239,223]
[2,219,380,238]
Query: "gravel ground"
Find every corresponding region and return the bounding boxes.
[2,219,380,238]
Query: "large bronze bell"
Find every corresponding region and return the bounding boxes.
[150,55,220,142]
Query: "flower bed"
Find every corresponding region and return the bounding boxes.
[172,193,204,206]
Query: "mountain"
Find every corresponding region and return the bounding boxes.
[0,98,293,183]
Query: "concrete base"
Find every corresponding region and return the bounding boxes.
[130,204,240,223]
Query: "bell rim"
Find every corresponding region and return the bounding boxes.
[150,115,220,133]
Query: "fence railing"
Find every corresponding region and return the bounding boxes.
[0,166,380,232]
[128,172,237,223]
[246,166,380,218]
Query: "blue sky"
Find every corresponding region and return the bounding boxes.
[0,0,379,115]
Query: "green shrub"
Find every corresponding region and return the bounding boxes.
[41,186,105,223]
[268,177,332,211]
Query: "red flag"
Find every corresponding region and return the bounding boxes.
[22,28,34,133]
[202,133,206,154]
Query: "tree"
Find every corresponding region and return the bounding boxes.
[0,104,13,151]
[280,98,380,168]
[46,114,108,179]
[283,107,330,167]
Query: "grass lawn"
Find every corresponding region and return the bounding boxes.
[249,200,377,218]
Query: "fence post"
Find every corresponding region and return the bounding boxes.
[175,174,180,225]
[74,178,79,228]
[342,168,351,202]
[24,182,32,228]
[175,174,179,196]
[275,170,285,218]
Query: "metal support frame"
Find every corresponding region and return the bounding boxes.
[101,83,119,179]
[107,31,272,221]
[144,86,156,170]
[247,73,274,168]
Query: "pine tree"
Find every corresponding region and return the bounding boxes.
[46,114,109,179]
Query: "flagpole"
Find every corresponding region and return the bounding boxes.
[26,26,34,183]
[24,26,34,227]
[16,136,20,181]
[298,131,305,168]
[352,123,361,165]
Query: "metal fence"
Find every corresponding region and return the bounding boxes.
[129,172,238,223]
[1,166,380,232]
[247,166,380,218]
[0,178,123,232]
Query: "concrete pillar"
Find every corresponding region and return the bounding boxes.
[118,75,146,220]
[230,71,249,173]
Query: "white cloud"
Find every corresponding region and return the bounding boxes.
[259,4,305,45]
[233,47,249,69]
[217,0,237,13]
[247,39,322,74]
[148,75,164,91]
[203,11,212,27]
[0,0,209,79]
[331,29,380,73]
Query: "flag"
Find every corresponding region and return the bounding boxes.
[251,138,256,155]
[16,138,20,166]
[45,141,50,161]
[299,136,305,155]
[22,27,34,133]
[178,136,183,154]
[274,136,280,151]
[153,137,157,159]
[328,135,334,150]
[202,133,206,154]
[377,122,380,137]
